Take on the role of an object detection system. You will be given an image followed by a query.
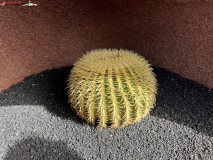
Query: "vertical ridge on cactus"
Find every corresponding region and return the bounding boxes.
[67,49,157,128]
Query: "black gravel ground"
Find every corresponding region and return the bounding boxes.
[0,66,212,160]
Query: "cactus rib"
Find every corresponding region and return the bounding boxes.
[67,49,157,128]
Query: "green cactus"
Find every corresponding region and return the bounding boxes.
[67,49,157,128]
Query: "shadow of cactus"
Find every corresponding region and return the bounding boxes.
[0,66,212,136]
[151,66,213,137]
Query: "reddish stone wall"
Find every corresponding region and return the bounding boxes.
[0,0,213,92]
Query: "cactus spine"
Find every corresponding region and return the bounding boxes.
[67,49,157,128]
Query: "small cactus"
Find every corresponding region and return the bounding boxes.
[67,49,157,128]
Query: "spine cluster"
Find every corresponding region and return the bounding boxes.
[67,49,157,128]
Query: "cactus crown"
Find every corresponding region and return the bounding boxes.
[67,49,157,128]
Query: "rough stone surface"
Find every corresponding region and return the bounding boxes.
[0,66,212,160]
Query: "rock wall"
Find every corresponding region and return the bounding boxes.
[0,0,212,92]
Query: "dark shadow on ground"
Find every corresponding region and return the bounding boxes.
[0,66,212,136]
[0,66,85,126]
[4,136,83,160]
[151,66,213,137]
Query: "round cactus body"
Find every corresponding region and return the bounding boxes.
[67,49,157,128]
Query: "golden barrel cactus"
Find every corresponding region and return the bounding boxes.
[67,49,157,128]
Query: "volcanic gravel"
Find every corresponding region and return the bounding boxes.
[0,66,212,160]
